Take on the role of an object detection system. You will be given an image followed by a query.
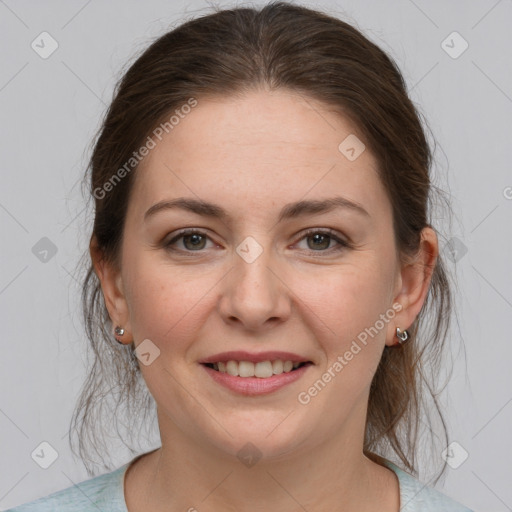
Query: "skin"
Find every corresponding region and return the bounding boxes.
[91,87,438,512]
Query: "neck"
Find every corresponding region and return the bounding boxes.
[124,406,399,512]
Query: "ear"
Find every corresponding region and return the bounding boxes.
[385,226,438,347]
[89,235,132,343]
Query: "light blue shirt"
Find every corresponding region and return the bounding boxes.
[5,458,474,511]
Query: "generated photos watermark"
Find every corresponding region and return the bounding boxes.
[297,302,403,405]
[93,97,198,200]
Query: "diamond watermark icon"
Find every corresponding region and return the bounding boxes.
[31,32,59,59]
[31,441,59,469]
[441,441,469,469]
[443,237,468,263]
[441,31,468,59]
[135,339,161,366]
[237,442,263,468]
[236,236,263,263]
[32,237,58,263]
[338,134,365,161]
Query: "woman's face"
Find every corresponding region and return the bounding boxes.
[104,88,423,460]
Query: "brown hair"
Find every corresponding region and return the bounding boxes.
[72,1,460,482]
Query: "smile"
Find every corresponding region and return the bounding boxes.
[201,361,313,396]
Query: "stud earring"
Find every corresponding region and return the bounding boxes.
[114,325,125,345]
[395,327,409,345]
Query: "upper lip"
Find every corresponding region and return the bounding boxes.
[199,351,312,364]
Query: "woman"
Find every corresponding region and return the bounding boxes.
[7,2,474,511]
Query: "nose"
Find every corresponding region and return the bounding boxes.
[218,242,291,332]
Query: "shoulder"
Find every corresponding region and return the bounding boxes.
[4,463,130,512]
[383,460,474,512]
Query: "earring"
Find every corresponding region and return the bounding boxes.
[395,327,409,345]
[114,325,125,345]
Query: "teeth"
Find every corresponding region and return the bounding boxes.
[212,360,305,378]
[283,360,293,372]
[254,361,273,378]
[226,360,239,376]
[272,360,283,374]
[239,361,255,377]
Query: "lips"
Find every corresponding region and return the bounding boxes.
[201,361,311,395]
[199,350,313,394]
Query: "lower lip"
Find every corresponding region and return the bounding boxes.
[202,364,311,396]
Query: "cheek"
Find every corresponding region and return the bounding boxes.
[292,269,392,412]
[123,255,218,346]
[295,262,391,344]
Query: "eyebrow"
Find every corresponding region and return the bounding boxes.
[144,196,370,223]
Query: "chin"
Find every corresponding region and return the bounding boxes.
[202,411,315,463]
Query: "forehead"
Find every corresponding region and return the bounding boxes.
[129,89,390,223]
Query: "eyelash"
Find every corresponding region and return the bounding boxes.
[163,228,351,256]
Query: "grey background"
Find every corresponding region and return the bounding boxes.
[1,0,511,510]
